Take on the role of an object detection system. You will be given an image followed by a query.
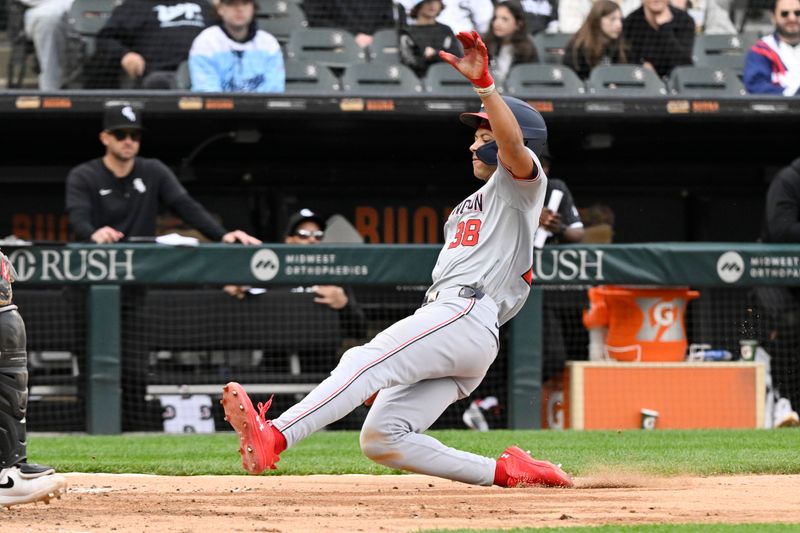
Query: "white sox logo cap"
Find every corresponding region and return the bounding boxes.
[103,101,144,131]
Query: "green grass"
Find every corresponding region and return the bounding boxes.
[421,526,800,533]
[27,428,800,476]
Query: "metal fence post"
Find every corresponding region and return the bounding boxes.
[87,285,121,434]
[507,286,543,429]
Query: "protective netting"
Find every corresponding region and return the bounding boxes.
[3,0,771,94]
[18,283,798,432]
[15,288,86,432]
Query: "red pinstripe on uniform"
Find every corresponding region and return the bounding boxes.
[277,297,477,431]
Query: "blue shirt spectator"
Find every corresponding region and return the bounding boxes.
[189,0,285,92]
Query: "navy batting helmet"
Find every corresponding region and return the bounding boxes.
[459,96,547,165]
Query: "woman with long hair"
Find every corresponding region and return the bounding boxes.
[483,0,538,84]
[563,0,628,79]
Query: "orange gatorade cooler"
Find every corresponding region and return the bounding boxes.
[582,286,699,362]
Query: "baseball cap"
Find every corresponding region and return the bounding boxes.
[103,102,143,131]
[286,208,326,236]
[408,0,444,18]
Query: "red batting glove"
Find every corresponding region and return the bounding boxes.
[439,31,494,89]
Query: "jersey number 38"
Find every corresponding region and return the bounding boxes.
[448,219,482,249]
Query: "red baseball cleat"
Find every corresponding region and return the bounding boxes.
[221,382,281,474]
[496,446,573,488]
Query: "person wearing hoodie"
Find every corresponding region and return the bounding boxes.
[189,0,285,92]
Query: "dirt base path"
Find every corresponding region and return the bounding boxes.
[5,473,800,532]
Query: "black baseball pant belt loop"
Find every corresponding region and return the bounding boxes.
[423,286,485,306]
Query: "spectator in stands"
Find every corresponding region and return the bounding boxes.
[559,0,641,34]
[670,0,737,34]
[754,156,800,426]
[484,1,539,85]
[14,0,72,90]
[283,208,367,342]
[83,0,215,89]
[743,0,800,95]
[438,0,495,34]
[398,0,461,77]
[520,0,559,34]
[65,102,261,245]
[188,0,285,92]
[563,0,628,79]
[623,0,695,77]
[302,0,395,48]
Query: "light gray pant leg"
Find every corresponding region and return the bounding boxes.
[360,379,496,486]
[24,0,72,91]
[273,297,499,447]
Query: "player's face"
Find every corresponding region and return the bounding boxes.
[470,127,497,181]
[774,0,800,40]
[100,129,141,162]
[600,9,623,40]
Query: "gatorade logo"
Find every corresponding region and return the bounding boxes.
[717,251,744,283]
[250,249,280,281]
[635,297,685,342]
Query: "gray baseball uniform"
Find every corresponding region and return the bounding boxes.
[272,149,547,485]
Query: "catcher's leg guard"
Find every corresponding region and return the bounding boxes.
[0,306,28,468]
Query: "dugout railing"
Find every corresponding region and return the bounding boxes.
[7,242,800,434]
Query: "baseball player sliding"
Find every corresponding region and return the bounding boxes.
[222,31,573,488]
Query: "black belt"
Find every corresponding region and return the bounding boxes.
[423,286,485,306]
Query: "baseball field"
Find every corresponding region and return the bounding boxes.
[4,428,799,532]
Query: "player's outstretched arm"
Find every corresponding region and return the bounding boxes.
[439,31,533,178]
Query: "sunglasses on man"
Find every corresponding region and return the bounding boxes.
[295,229,324,239]
[779,9,800,17]
[110,129,142,142]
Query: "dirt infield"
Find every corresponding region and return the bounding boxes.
[5,473,800,532]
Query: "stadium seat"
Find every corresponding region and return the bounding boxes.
[369,29,401,63]
[533,32,573,64]
[505,64,585,97]
[423,62,475,95]
[692,33,755,74]
[255,0,308,45]
[341,63,422,95]
[587,65,668,96]
[5,0,36,88]
[175,60,191,90]
[284,60,341,93]
[285,27,366,69]
[63,0,119,88]
[668,66,746,96]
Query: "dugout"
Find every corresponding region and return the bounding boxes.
[0,92,798,245]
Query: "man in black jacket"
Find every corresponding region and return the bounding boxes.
[623,0,695,78]
[84,0,215,88]
[754,157,800,425]
[65,103,260,245]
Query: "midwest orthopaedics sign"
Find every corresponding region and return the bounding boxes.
[9,248,135,282]
[283,253,369,276]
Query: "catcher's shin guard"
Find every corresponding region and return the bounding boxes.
[0,306,28,469]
